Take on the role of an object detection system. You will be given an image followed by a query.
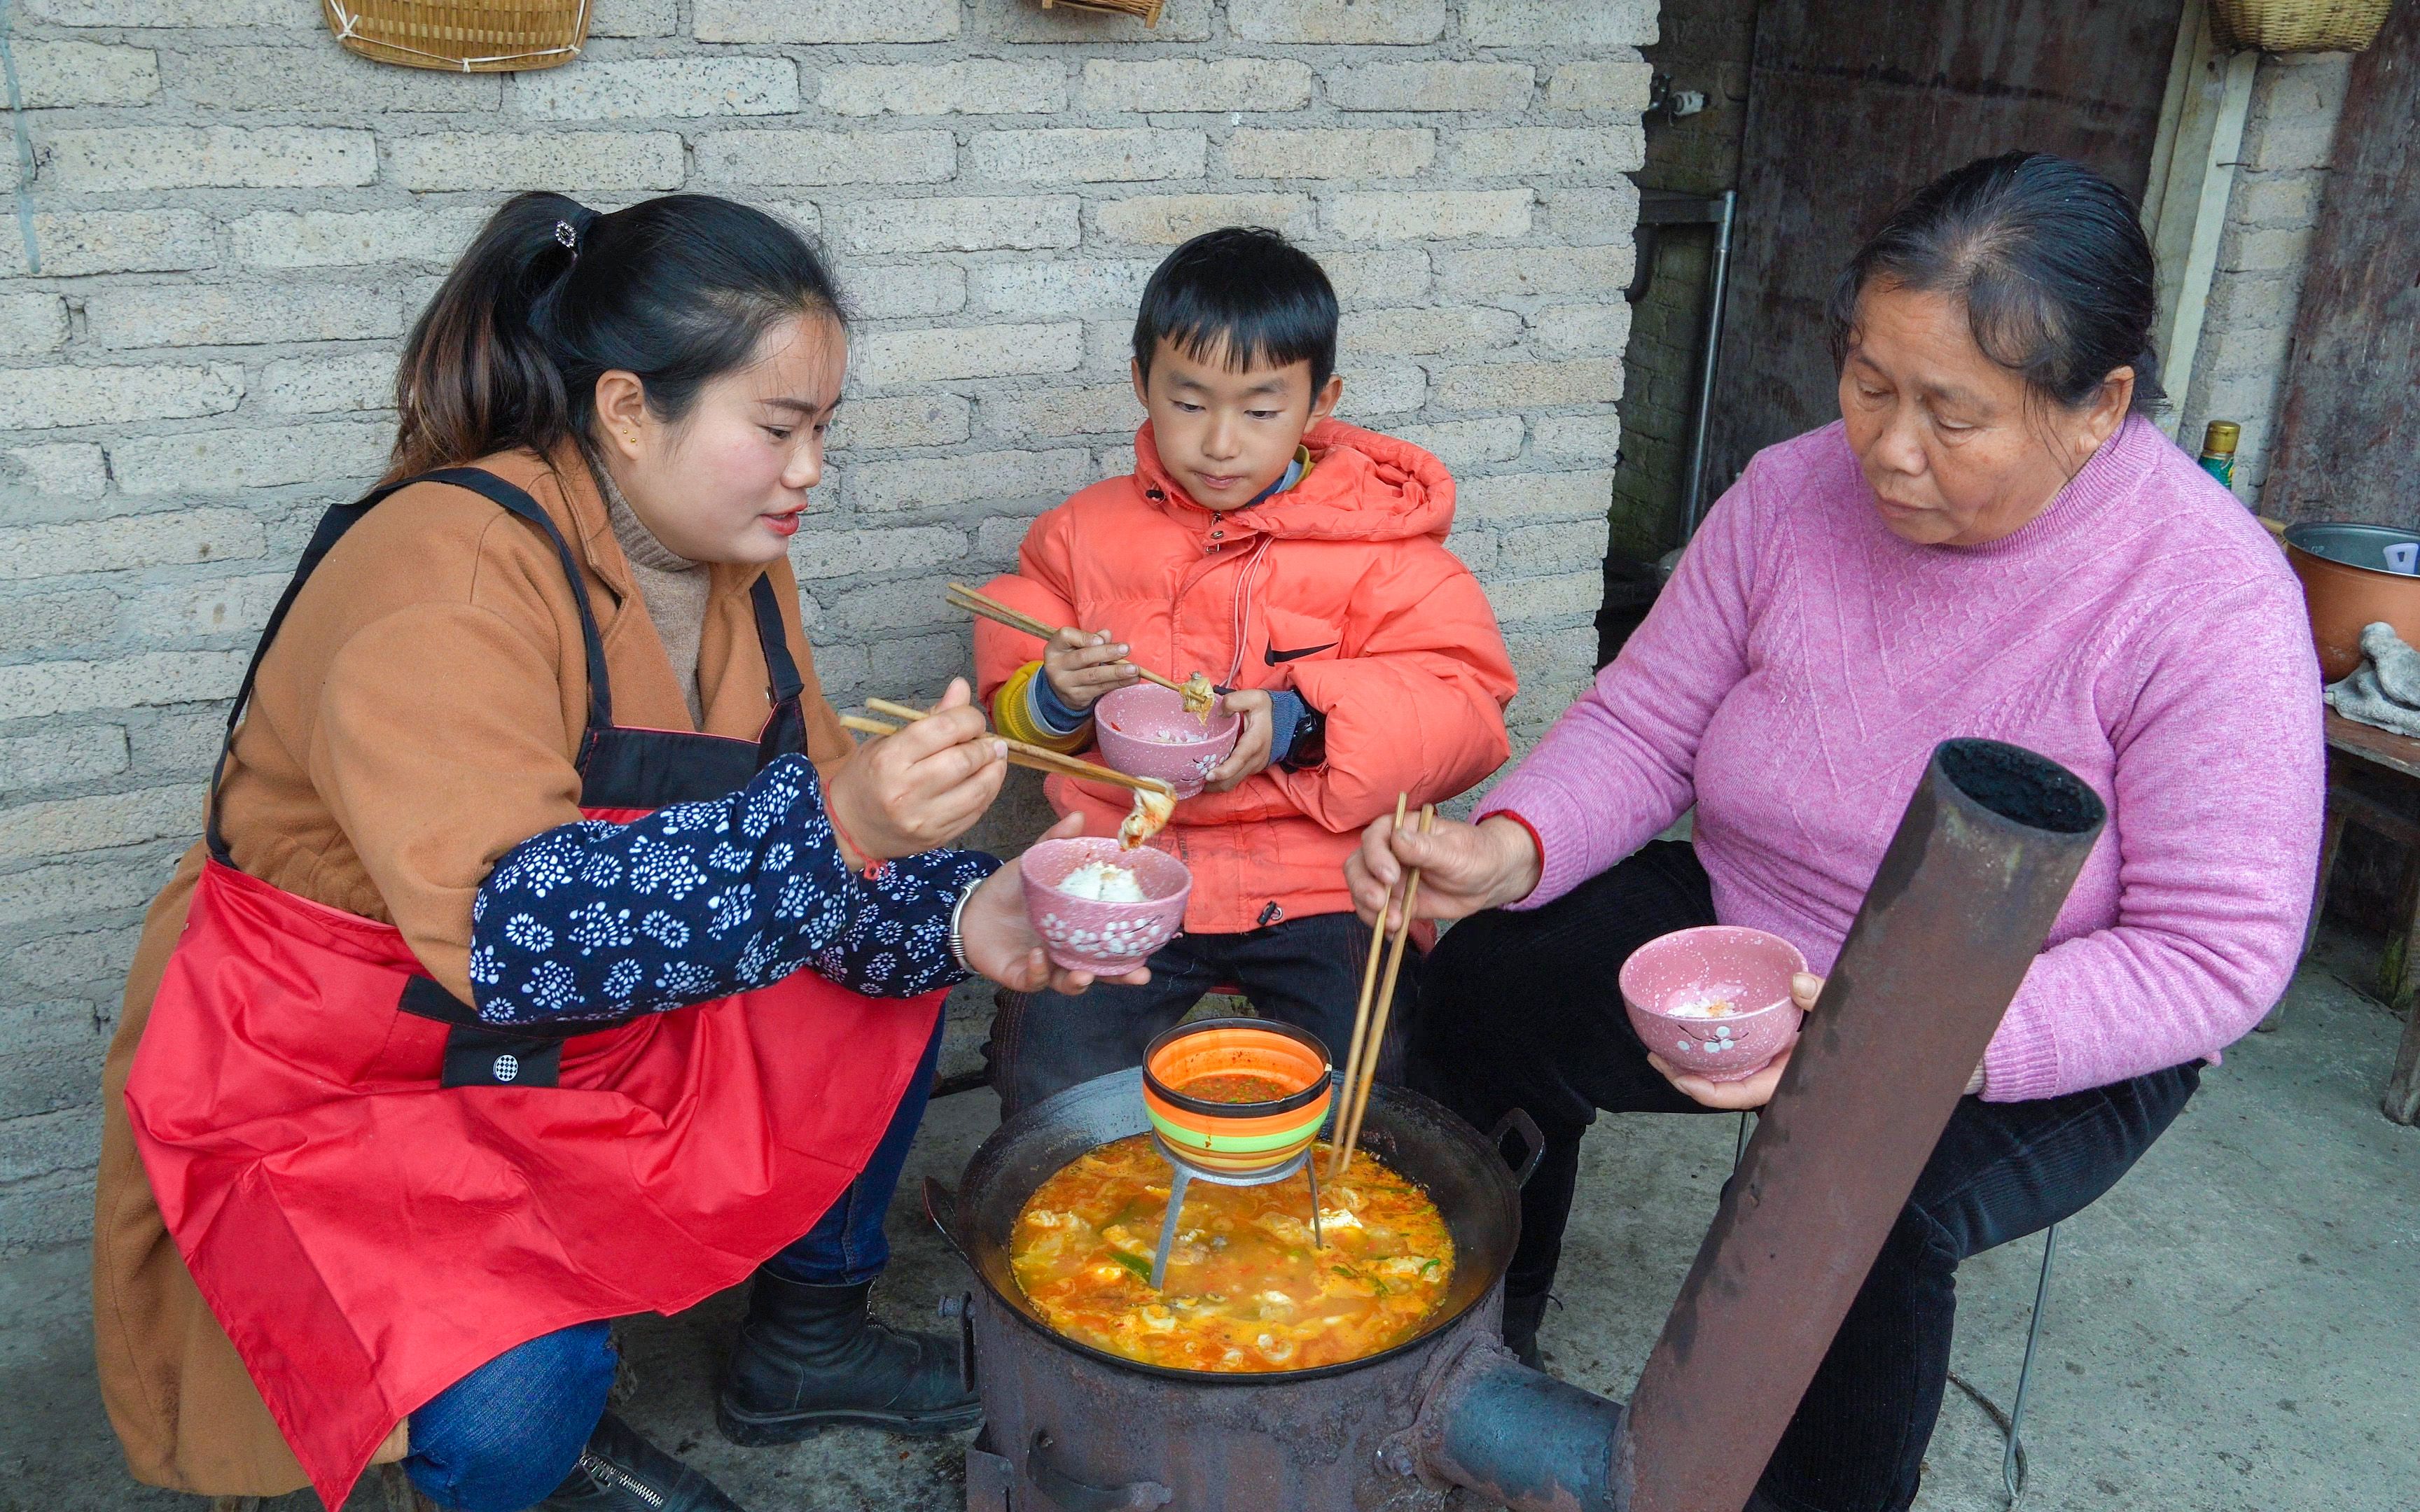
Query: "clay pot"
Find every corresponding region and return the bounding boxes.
[1618,925,1807,1084]
[2285,523,2420,682]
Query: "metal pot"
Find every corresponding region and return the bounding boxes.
[2284,522,2420,680]
[926,1070,1565,1511]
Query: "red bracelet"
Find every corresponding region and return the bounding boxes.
[824,799,890,880]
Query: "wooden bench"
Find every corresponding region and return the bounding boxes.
[2276,711,2420,1123]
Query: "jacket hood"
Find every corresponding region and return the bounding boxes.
[1132,418,1456,545]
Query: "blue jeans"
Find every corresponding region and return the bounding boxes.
[404,1015,943,1509]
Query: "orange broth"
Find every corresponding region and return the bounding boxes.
[1008,1134,1454,1372]
[1176,1072,1294,1104]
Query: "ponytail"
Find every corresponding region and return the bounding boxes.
[388,192,844,481]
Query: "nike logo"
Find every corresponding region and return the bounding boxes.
[1265,641,1337,664]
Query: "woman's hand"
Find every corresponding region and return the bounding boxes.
[1043,626,1141,713]
[1346,813,1544,928]
[1202,689,1274,792]
[957,814,1153,995]
[1643,972,1990,1110]
[826,678,1007,862]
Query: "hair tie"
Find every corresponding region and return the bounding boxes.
[554,219,578,253]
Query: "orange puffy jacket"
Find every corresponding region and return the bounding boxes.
[975,419,1517,934]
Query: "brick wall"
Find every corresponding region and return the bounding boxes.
[2171,50,2352,509]
[0,0,1653,1247]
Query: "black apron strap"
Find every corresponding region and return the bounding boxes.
[205,466,615,864]
[748,573,809,766]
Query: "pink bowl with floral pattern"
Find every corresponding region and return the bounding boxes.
[1020,836,1192,974]
[1095,683,1239,799]
[1619,925,1807,1083]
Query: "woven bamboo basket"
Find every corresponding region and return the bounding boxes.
[324,0,590,72]
[1036,0,1165,24]
[2209,0,2393,51]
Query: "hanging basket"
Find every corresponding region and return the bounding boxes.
[323,0,591,72]
[2208,0,2393,52]
[1035,0,1165,24]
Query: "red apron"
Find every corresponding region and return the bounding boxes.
[125,469,940,1510]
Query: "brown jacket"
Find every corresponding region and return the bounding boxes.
[92,448,854,1495]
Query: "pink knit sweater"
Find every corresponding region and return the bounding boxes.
[1480,416,2323,1102]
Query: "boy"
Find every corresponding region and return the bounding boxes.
[974,226,1517,1116]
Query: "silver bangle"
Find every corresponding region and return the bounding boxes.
[947,877,979,973]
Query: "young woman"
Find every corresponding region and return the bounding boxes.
[90,192,1138,1512]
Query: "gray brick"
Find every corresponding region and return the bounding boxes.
[969,258,1155,318]
[830,573,965,634]
[1342,364,1426,416]
[1437,358,1624,412]
[1342,304,1522,356]
[868,630,973,697]
[515,57,799,120]
[0,1002,111,1115]
[1436,244,1635,300]
[1229,0,1445,44]
[694,0,957,41]
[21,0,292,20]
[1223,128,1434,180]
[0,783,205,862]
[1487,568,1603,625]
[128,708,227,776]
[1499,517,1611,575]
[1,443,109,502]
[830,394,972,449]
[0,363,243,430]
[228,207,488,270]
[387,132,684,192]
[973,0,1211,42]
[0,293,67,357]
[852,323,1083,386]
[39,126,376,190]
[1543,184,1644,246]
[837,263,968,320]
[696,129,955,187]
[849,449,1093,514]
[1459,469,1614,526]
[1530,303,1634,358]
[0,211,216,278]
[1464,0,1657,46]
[589,0,676,35]
[6,924,143,992]
[0,1175,97,1252]
[1082,58,1312,113]
[790,525,967,582]
[12,40,159,107]
[0,727,130,795]
[85,284,407,350]
[1094,193,1314,246]
[1322,249,1432,304]
[1532,412,1623,463]
[130,570,288,640]
[1393,416,1524,468]
[819,61,1067,116]
[0,507,264,582]
[1448,127,1644,180]
[162,46,499,112]
[0,588,118,656]
[1326,62,1533,113]
[971,128,1206,184]
[1327,191,1531,242]
[975,514,1036,561]
[112,421,391,495]
[0,1106,103,1188]
[1547,59,1655,113]
[835,197,1080,255]
[981,383,1141,441]
[260,352,395,415]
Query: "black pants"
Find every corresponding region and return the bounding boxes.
[1410,842,2201,1512]
[988,910,1415,1119]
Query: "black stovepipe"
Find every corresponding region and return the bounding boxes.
[1412,738,2107,1512]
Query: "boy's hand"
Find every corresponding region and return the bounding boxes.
[1043,626,1141,712]
[1204,689,1274,792]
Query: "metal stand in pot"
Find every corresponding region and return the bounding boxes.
[1144,1130,1320,1291]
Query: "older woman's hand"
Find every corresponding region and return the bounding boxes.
[1645,972,1988,1110]
[1347,812,1544,929]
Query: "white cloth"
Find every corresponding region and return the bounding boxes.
[2323,621,2420,738]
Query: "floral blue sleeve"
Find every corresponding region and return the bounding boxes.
[468,752,1001,1024]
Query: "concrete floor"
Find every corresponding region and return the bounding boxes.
[4,926,2415,1512]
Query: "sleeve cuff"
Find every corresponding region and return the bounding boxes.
[1029,664,1092,736]
[994,662,1090,753]
[1265,689,1307,765]
[1475,778,1597,909]
[1977,992,2062,1102]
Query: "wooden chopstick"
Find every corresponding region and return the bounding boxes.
[1330,792,1407,1179]
[847,701,1174,797]
[1333,802,1434,1179]
[943,582,1197,699]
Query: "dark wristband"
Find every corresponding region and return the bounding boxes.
[1279,704,1328,771]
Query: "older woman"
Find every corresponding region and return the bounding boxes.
[1348,152,2322,1512]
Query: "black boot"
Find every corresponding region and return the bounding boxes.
[1501,1290,1552,1371]
[716,1273,982,1445]
[541,1410,747,1512]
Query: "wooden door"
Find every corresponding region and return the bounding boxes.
[1704,0,2185,498]
[2264,1,2420,528]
